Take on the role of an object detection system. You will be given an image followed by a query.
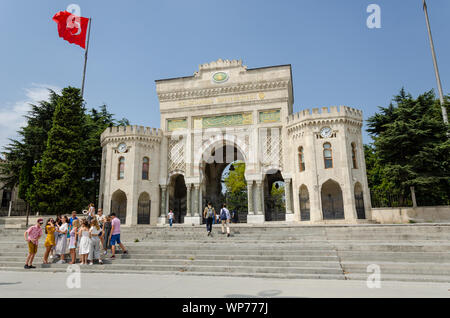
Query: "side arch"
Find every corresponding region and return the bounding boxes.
[354,182,365,219]
[299,184,310,221]
[137,192,151,224]
[321,179,344,220]
[111,189,127,224]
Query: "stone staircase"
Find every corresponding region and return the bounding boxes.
[0,223,449,282]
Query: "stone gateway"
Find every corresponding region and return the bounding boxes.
[98,59,371,225]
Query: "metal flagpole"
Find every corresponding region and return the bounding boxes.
[422,0,448,125]
[81,18,92,99]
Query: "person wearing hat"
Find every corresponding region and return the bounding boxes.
[24,218,44,269]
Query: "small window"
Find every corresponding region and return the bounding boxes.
[351,143,358,169]
[323,143,333,169]
[142,157,149,180]
[298,147,305,172]
[118,157,125,180]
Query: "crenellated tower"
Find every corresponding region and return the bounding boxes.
[285,106,371,223]
[99,125,163,225]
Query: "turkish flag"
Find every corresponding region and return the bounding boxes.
[52,11,89,49]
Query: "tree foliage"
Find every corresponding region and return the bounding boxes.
[223,161,247,214]
[366,89,450,205]
[0,91,59,198]
[1,86,128,214]
[27,87,87,213]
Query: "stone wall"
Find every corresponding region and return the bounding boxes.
[371,206,450,224]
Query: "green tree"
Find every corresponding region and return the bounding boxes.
[270,182,285,211]
[82,105,118,204]
[0,91,59,198]
[27,87,86,213]
[366,89,450,205]
[223,161,247,215]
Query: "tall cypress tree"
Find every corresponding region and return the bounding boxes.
[28,87,86,213]
[367,89,450,205]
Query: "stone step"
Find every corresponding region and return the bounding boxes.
[0,267,347,281]
[0,261,345,275]
[341,261,450,276]
[0,252,339,262]
[0,257,343,268]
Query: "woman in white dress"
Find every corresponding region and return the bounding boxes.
[78,220,91,265]
[88,219,103,265]
[55,216,69,264]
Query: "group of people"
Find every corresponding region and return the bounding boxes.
[167,202,232,237]
[203,203,232,237]
[23,204,128,269]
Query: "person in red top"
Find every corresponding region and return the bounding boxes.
[24,219,43,269]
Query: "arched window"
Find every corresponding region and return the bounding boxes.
[142,157,149,180]
[298,146,305,172]
[351,143,358,169]
[323,143,333,169]
[118,157,125,180]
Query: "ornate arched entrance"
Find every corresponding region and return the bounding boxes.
[111,189,127,224]
[200,141,247,223]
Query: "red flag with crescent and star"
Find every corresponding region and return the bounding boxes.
[52,11,89,49]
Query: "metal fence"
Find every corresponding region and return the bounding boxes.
[0,201,28,217]
[370,190,413,208]
[370,189,450,208]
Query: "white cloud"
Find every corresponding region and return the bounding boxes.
[0,83,61,151]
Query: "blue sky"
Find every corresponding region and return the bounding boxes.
[1,0,449,148]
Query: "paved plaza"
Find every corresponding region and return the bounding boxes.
[0,271,449,298]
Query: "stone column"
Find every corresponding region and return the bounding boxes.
[247,180,265,224]
[255,181,263,215]
[285,178,294,222]
[193,184,200,217]
[186,184,192,217]
[158,185,167,225]
[247,181,254,215]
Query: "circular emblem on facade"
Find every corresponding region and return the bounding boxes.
[212,72,229,83]
[118,143,127,153]
[320,127,333,138]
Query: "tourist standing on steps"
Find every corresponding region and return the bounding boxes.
[167,209,174,227]
[102,215,112,255]
[55,216,69,264]
[68,219,80,264]
[109,213,128,259]
[96,209,106,247]
[53,215,62,258]
[203,202,216,236]
[220,203,231,237]
[43,218,55,264]
[88,219,103,265]
[78,220,91,265]
[24,218,43,269]
[85,203,95,224]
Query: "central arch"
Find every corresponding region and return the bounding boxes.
[200,140,248,223]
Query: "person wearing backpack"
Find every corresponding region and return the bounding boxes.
[220,203,231,237]
[203,202,216,236]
